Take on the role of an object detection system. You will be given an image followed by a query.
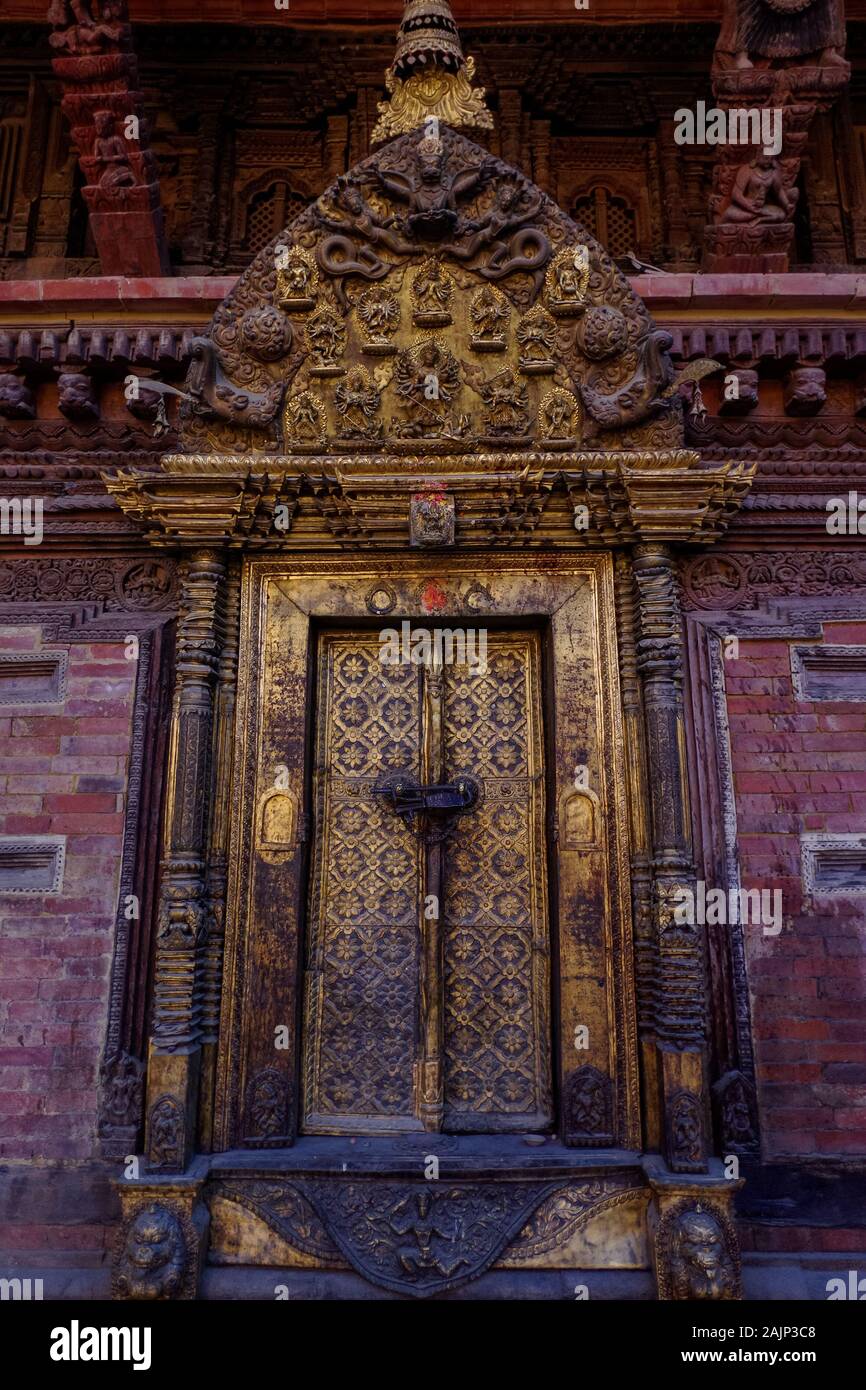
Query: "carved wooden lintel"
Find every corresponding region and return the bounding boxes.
[103,451,753,550]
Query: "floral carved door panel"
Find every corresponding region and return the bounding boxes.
[302,628,552,1135]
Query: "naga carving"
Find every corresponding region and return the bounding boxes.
[180,122,679,458]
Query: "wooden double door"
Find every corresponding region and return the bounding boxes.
[302,626,553,1134]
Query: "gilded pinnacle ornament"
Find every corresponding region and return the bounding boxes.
[371,0,493,144]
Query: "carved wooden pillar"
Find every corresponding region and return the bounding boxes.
[615,553,659,1151]
[657,115,695,268]
[145,547,226,1173]
[498,89,521,168]
[46,0,170,276]
[198,558,240,1151]
[324,114,349,183]
[703,0,850,272]
[631,543,708,1174]
[530,119,552,196]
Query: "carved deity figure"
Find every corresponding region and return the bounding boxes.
[464,363,529,436]
[92,111,136,191]
[115,1204,185,1300]
[716,0,846,69]
[47,0,127,54]
[392,338,464,437]
[317,178,416,257]
[669,1207,738,1300]
[374,135,494,239]
[335,367,382,438]
[719,154,798,224]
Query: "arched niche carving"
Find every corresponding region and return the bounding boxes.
[178,123,684,458]
[559,787,602,851]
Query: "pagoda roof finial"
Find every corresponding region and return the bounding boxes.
[371,0,493,145]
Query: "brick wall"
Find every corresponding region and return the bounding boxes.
[725,621,866,1160]
[0,625,135,1268]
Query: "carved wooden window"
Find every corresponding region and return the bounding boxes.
[573,188,637,259]
[0,838,65,894]
[791,645,866,702]
[243,180,308,257]
[802,834,866,897]
[0,116,24,227]
[0,651,67,705]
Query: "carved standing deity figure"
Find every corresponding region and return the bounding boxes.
[715,0,847,69]
[92,110,136,191]
[114,1204,186,1300]
[719,153,798,223]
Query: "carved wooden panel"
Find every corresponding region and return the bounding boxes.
[302,628,552,1133]
[442,634,551,1129]
[303,634,423,1131]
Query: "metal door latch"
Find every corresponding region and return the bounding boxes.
[374,771,480,827]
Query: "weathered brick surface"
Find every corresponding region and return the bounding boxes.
[726,622,866,1159]
[0,628,135,1176]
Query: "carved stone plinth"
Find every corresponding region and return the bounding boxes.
[112,1160,209,1300]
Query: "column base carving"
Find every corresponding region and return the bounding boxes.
[112,1160,209,1300]
[645,1156,743,1301]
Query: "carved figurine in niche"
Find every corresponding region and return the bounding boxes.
[516,305,556,374]
[411,258,455,327]
[545,245,591,316]
[538,388,580,447]
[464,362,530,438]
[100,1052,144,1132]
[357,285,401,354]
[91,110,136,192]
[148,1095,182,1168]
[469,284,509,351]
[335,365,383,441]
[667,1205,739,1300]
[114,1203,186,1301]
[392,337,467,439]
[373,131,494,240]
[306,306,347,376]
[247,1069,286,1139]
[275,246,319,311]
[715,0,847,70]
[718,153,798,224]
[284,389,327,449]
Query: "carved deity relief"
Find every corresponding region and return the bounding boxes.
[180,124,681,455]
[469,284,509,351]
[716,0,846,70]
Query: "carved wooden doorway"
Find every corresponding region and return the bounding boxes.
[302,626,552,1135]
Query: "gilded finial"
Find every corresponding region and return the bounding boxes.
[371,0,493,145]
